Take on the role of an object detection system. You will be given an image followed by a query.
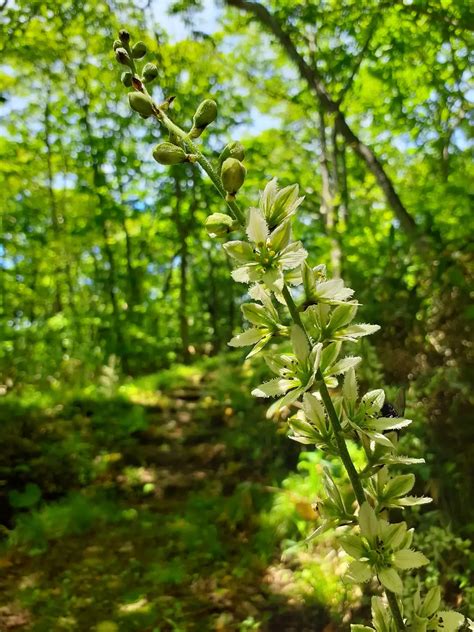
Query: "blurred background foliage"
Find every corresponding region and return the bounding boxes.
[0,0,472,630]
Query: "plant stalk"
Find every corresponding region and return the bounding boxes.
[281,284,366,506]
[146,105,405,630]
[386,590,405,630]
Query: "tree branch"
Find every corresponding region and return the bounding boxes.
[225,0,419,238]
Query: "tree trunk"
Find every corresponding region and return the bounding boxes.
[44,90,63,313]
[78,93,128,372]
[173,175,190,363]
[318,110,341,277]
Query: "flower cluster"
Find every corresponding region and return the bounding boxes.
[112,29,466,631]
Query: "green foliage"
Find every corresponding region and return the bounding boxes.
[110,21,470,629]
[0,1,472,630]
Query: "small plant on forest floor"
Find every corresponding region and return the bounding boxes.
[109,29,469,631]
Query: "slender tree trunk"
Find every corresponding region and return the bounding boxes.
[44,89,63,313]
[339,136,349,225]
[226,256,236,340]
[206,249,220,353]
[78,94,128,372]
[318,110,341,277]
[117,180,140,312]
[173,175,190,363]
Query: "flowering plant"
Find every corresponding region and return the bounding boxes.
[110,29,466,631]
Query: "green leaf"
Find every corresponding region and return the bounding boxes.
[340,534,365,559]
[329,355,361,376]
[302,392,326,427]
[320,341,341,370]
[383,474,415,499]
[411,614,428,632]
[228,328,264,347]
[9,483,42,509]
[268,219,291,251]
[287,416,318,441]
[231,265,254,284]
[338,323,380,341]
[343,367,358,410]
[371,596,392,632]
[393,495,432,507]
[241,302,274,326]
[267,386,304,417]
[420,586,441,618]
[393,549,429,569]
[262,268,284,292]
[246,333,272,359]
[314,279,354,303]
[329,303,358,331]
[359,502,378,540]
[351,626,375,632]
[378,567,403,593]
[291,324,309,364]
[367,431,395,449]
[380,455,425,466]
[362,389,385,414]
[379,521,407,549]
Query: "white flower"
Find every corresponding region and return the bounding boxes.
[224,207,307,294]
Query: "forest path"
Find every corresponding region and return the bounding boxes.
[0,363,333,632]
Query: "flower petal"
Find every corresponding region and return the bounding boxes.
[246,207,269,244]
[223,240,254,263]
[359,502,378,540]
[251,378,297,398]
[279,241,308,270]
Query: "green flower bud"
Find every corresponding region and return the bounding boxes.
[113,39,122,51]
[128,92,154,117]
[205,213,236,238]
[168,131,181,146]
[218,141,245,166]
[221,157,246,197]
[119,29,130,44]
[121,71,133,87]
[189,99,217,138]
[142,62,158,83]
[153,142,195,165]
[115,47,132,67]
[131,41,147,59]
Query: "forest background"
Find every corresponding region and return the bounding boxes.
[0,1,472,630]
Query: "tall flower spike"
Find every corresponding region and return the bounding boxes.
[111,34,467,628]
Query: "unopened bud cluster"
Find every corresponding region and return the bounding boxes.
[112,29,158,91]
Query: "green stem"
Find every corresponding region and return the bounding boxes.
[152,107,245,225]
[138,95,405,630]
[282,283,405,630]
[386,591,406,631]
[281,284,366,506]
